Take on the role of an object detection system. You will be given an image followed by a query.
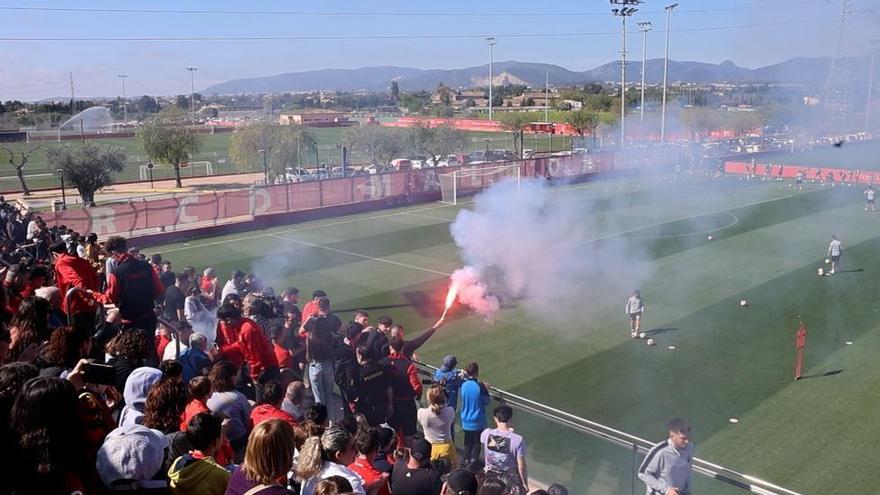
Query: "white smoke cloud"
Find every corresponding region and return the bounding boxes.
[449,177,654,323]
[449,266,500,320]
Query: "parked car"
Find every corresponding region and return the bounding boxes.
[390,158,413,171]
[284,167,314,183]
[407,155,429,170]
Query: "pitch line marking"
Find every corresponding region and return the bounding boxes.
[621,211,739,239]
[267,233,451,277]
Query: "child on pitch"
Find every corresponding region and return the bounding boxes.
[625,290,645,339]
[827,235,843,275]
[865,185,876,211]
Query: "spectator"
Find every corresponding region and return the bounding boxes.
[119,366,163,427]
[49,241,99,329]
[315,476,353,495]
[143,374,189,434]
[184,285,216,339]
[163,272,187,322]
[251,380,297,428]
[96,424,170,492]
[216,304,278,387]
[442,469,480,495]
[20,265,46,299]
[637,418,693,495]
[390,438,443,495]
[206,360,252,461]
[348,427,391,495]
[296,425,365,495]
[304,312,342,422]
[372,426,397,474]
[3,264,29,314]
[221,270,245,302]
[0,362,39,485]
[179,332,212,382]
[419,384,457,465]
[360,315,392,361]
[36,325,92,376]
[459,362,491,465]
[11,376,91,494]
[83,233,102,273]
[476,478,506,495]
[106,329,148,396]
[167,413,230,495]
[302,296,342,335]
[7,296,51,362]
[90,236,165,364]
[199,268,221,308]
[280,304,306,371]
[159,260,176,289]
[299,290,328,331]
[547,483,569,495]
[383,333,421,448]
[225,419,296,495]
[34,285,65,329]
[388,317,444,361]
[481,405,529,495]
[161,321,192,362]
[180,376,212,431]
[433,354,463,411]
[281,286,302,328]
[353,344,392,427]
[272,319,294,369]
[334,321,362,413]
[282,380,306,423]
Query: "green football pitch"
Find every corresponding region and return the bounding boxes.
[149,174,880,494]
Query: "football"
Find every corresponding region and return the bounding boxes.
[646,338,656,346]
[818,267,825,276]
[707,235,713,240]
[740,299,748,307]
[825,258,830,264]
[639,332,646,339]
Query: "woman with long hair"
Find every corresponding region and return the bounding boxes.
[418,384,458,466]
[37,326,92,375]
[142,375,189,434]
[7,296,50,362]
[296,425,365,495]
[11,376,91,494]
[225,419,296,495]
[206,360,251,462]
[105,329,147,395]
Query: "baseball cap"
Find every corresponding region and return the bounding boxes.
[445,469,479,494]
[96,424,170,489]
[410,438,432,461]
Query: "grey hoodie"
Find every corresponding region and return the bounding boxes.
[119,366,163,427]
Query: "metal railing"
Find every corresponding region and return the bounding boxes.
[415,362,801,495]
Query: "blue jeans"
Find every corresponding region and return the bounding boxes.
[308,360,340,422]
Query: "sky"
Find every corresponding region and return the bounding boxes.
[0,0,877,101]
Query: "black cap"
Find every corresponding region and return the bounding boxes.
[445,469,478,493]
[410,438,431,461]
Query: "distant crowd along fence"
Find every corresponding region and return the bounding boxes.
[39,149,668,237]
[725,161,880,184]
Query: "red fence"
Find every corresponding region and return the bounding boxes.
[40,150,669,237]
[724,160,880,184]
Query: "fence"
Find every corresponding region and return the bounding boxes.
[38,149,661,237]
[414,363,801,495]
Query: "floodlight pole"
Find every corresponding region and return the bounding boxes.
[487,37,496,121]
[55,169,66,209]
[186,66,198,123]
[866,40,879,134]
[638,22,652,127]
[612,1,640,148]
[259,148,268,185]
[661,3,678,144]
[118,74,128,124]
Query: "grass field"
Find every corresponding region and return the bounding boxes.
[0,127,572,192]
[145,171,880,494]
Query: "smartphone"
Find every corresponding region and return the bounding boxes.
[81,363,116,386]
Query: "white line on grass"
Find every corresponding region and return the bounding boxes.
[267,233,451,277]
[403,212,457,222]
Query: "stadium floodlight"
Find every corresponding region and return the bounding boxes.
[486,37,497,121]
[611,0,642,148]
[661,2,678,144]
[637,22,653,126]
[867,39,879,133]
[118,74,128,124]
[186,66,198,123]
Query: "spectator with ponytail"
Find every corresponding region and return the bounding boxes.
[295,425,365,495]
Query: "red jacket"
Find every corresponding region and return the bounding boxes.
[238,317,278,380]
[274,343,293,369]
[53,252,100,316]
[216,319,244,370]
[250,404,297,428]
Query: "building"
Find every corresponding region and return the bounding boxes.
[277,111,354,127]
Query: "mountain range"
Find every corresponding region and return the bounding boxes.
[202,56,872,95]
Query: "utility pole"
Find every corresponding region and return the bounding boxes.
[544,69,550,122]
[866,40,879,134]
[638,22,652,128]
[661,3,677,144]
[69,72,75,111]
[118,74,128,124]
[186,66,198,123]
[259,148,268,185]
[486,37,496,121]
[611,0,641,148]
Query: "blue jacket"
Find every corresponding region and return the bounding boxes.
[180,347,212,383]
[433,367,463,410]
[459,378,490,431]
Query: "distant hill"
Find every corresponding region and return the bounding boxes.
[203,56,870,95]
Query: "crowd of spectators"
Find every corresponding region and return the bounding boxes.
[0,197,581,495]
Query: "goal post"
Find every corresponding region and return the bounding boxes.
[439,163,521,205]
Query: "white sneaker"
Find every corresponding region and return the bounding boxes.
[830,270,835,275]
[631,332,638,339]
